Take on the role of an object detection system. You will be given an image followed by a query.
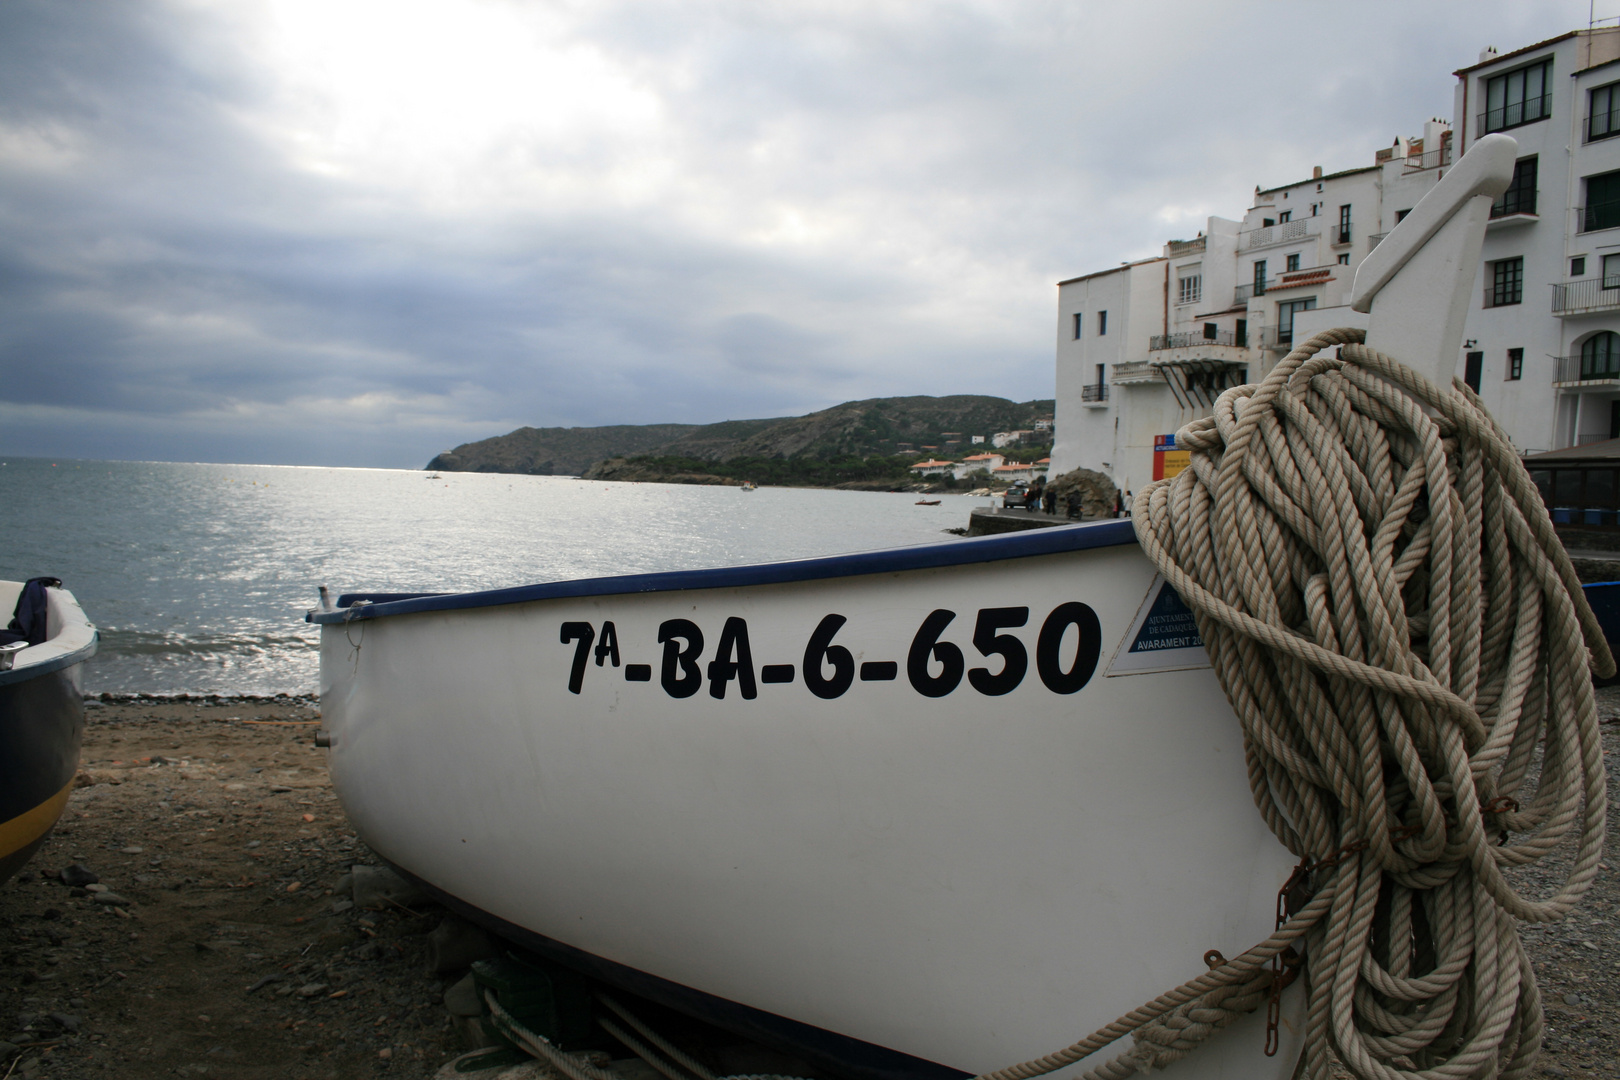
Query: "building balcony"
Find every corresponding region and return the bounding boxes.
[1551,278,1620,317]
[1553,354,1620,387]
[1151,330,1240,350]
[1243,217,1318,251]
[1331,226,1353,247]
[1368,231,1389,250]
[1166,237,1206,257]
[1585,112,1620,143]
[1578,200,1620,233]
[1080,383,1109,405]
[1109,360,1160,386]
[1477,94,1552,135]
[1400,146,1452,172]
[1150,356,1249,409]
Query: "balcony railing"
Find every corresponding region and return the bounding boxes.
[1333,227,1352,245]
[1245,217,1314,249]
[1368,231,1388,250]
[1554,354,1620,384]
[1080,383,1109,402]
[1235,282,1271,304]
[1478,94,1553,135]
[1490,190,1536,218]
[1400,147,1452,171]
[1150,330,1240,351]
[1551,277,1620,316]
[1580,200,1620,233]
[1166,237,1206,257]
[1587,112,1620,142]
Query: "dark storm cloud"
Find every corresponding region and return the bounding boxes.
[0,0,1593,467]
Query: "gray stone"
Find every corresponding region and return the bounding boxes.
[84,883,108,893]
[58,864,98,887]
[330,899,354,915]
[332,872,353,897]
[297,984,329,998]
[1564,992,1582,1006]
[443,974,483,1017]
[351,865,429,910]
[47,1013,78,1032]
[91,893,133,906]
[1045,467,1122,521]
[426,915,497,974]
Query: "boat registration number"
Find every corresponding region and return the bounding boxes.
[559,604,1102,700]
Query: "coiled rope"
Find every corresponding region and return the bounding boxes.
[976,328,1612,1080]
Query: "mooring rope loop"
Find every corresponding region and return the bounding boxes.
[975,328,1610,1080]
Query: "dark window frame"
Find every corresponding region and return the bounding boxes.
[1482,58,1552,134]
[1275,297,1317,346]
[1491,156,1537,217]
[1590,81,1620,141]
[1489,257,1524,307]
[1073,312,1082,339]
[1507,347,1523,381]
[1583,170,1620,232]
[1582,331,1620,379]
[1098,310,1108,336]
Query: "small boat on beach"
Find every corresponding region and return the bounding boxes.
[0,579,97,883]
[311,136,1559,1080]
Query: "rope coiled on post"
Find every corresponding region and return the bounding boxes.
[977,328,1612,1080]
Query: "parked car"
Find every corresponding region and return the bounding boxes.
[1003,482,1031,509]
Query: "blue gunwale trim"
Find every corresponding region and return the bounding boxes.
[0,631,98,688]
[308,520,1139,625]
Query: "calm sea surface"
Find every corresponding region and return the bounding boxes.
[0,458,994,695]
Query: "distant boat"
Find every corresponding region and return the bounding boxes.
[1,580,97,883]
[739,481,758,491]
[427,474,443,480]
[914,499,940,505]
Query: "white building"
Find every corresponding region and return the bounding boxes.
[1052,26,1620,489]
[909,459,957,477]
[953,452,1006,480]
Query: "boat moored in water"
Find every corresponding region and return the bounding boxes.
[0,579,97,884]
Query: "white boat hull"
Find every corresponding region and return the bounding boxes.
[316,522,1301,1080]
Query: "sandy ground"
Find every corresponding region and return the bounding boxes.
[1,696,462,1080]
[1,693,1616,1080]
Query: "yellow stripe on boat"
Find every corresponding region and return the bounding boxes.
[0,779,74,859]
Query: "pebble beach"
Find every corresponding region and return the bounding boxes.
[1,692,1616,1080]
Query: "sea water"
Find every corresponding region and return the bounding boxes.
[0,457,996,695]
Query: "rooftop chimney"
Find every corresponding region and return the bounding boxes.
[1313,166,1323,180]
[1479,46,1499,63]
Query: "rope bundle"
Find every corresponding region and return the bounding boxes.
[979,329,1612,1080]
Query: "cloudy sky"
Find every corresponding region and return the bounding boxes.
[0,1,1598,467]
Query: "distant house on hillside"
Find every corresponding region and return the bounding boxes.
[993,461,1043,483]
[954,452,1005,479]
[992,430,1035,448]
[910,459,958,477]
